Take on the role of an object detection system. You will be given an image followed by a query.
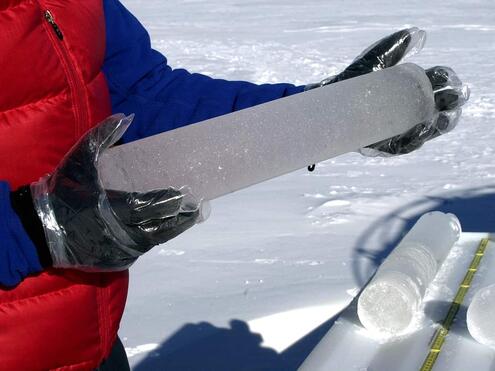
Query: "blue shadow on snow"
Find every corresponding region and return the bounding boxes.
[352,184,495,286]
[133,311,342,371]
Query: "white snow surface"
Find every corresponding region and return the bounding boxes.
[118,0,495,369]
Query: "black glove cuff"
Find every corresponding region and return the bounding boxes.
[10,185,53,268]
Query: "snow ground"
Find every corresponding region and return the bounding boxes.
[118,0,495,369]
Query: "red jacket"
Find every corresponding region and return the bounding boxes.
[0,1,128,369]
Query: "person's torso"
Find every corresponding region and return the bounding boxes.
[0,1,128,369]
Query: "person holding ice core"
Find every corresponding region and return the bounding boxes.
[0,0,467,369]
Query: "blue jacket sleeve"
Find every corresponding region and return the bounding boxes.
[0,182,42,287]
[102,0,305,143]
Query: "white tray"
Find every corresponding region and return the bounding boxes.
[299,233,495,371]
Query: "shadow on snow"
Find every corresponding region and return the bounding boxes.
[352,184,495,286]
[133,310,342,371]
[133,185,495,370]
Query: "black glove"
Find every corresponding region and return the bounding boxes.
[30,114,202,271]
[307,27,469,157]
[360,65,469,156]
[306,28,425,90]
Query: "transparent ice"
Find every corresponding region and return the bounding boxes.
[357,212,461,337]
[467,284,495,349]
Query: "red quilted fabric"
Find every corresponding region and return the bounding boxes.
[0,1,129,369]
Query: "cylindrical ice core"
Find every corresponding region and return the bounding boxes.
[467,284,495,349]
[99,63,435,201]
[357,211,461,336]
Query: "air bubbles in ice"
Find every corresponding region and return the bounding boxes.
[357,212,461,338]
[357,271,419,336]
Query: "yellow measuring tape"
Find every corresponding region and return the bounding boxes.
[419,238,490,371]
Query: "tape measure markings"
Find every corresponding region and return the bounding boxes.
[419,238,489,371]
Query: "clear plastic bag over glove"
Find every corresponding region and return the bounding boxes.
[306,27,470,156]
[31,114,202,271]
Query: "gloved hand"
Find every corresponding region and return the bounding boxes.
[307,27,470,157]
[31,114,202,271]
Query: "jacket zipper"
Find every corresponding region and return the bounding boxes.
[43,9,89,138]
[44,10,63,40]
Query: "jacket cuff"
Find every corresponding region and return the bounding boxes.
[10,185,53,268]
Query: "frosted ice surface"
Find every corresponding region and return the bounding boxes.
[100,64,434,201]
[467,284,495,349]
[357,212,461,337]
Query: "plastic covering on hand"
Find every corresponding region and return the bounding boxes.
[306,27,470,157]
[360,65,470,156]
[31,114,202,271]
[306,27,427,90]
